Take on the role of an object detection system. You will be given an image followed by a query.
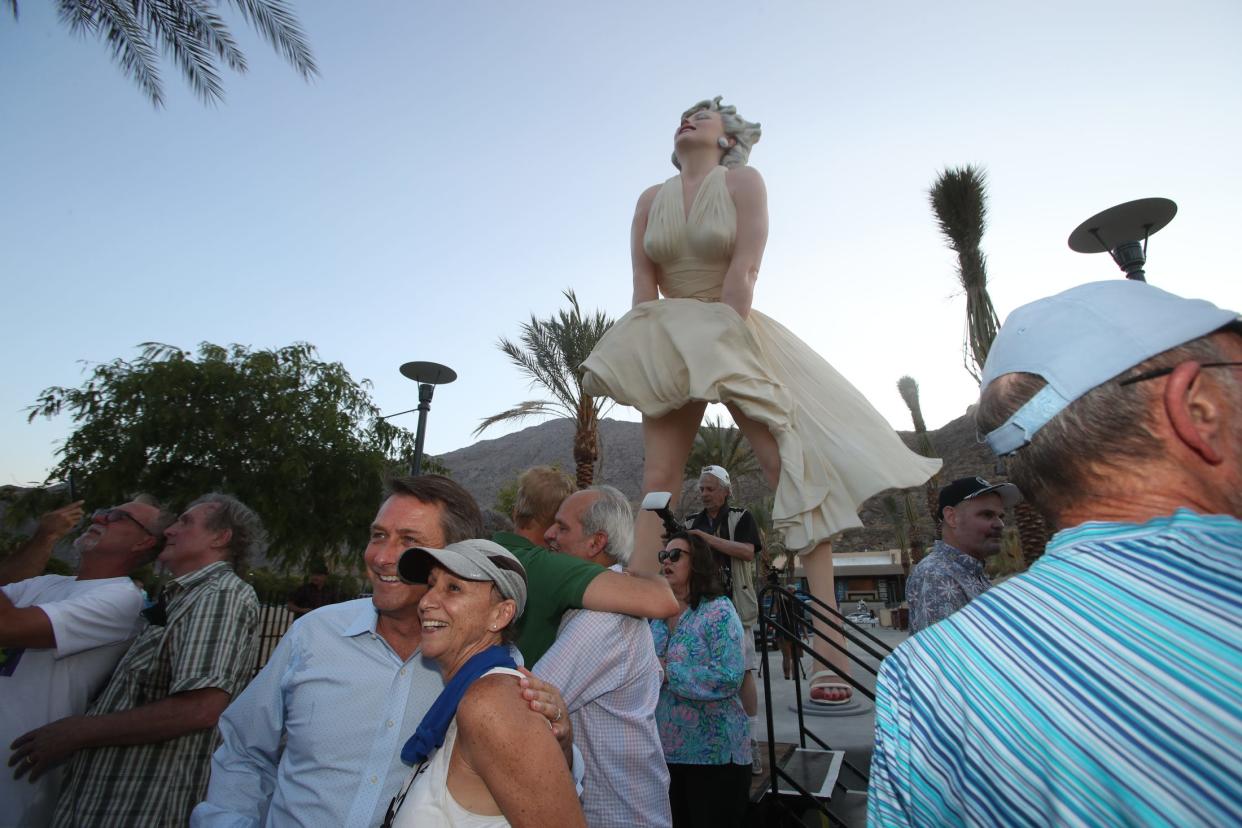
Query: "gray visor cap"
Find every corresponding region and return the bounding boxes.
[397,538,527,618]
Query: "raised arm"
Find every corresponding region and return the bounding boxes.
[631,184,661,306]
[688,530,754,562]
[581,567,678,618]
[0,501,83,585]
[720,167,769,319]
[458,676,586,828]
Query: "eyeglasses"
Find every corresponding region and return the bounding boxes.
[657,548,683,564]
[1119,361,1242,387]
[92,508,154,537]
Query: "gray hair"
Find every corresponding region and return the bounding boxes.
[188,493,268,571]
[130,492,177,559]
[672,96,762,170]
[976,324,1242,526]
[579,485,634,567]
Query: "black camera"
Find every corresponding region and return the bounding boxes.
[640,491,684,537]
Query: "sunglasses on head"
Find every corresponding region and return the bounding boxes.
[92,508,154,537]
[657,548,684,564]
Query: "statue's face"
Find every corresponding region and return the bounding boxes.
[674,107,728,151]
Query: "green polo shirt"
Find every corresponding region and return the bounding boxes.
[492,531,605,664]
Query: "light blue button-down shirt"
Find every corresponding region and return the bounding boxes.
[192,599,444,827]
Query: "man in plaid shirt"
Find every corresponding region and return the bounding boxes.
[12,493,262,827]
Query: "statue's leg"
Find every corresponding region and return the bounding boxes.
[722,404,780,489]
[801,543,851,701]
[632,401,708,577]
[725,403,851,701]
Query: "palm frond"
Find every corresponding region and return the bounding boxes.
[226,0,318,80]
[91,0,166,106]
[473,401,564,437]
[145,0,240,104]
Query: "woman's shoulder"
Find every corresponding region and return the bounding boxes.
[694,594,737,620]
[457,672,527,728]
[724,165,765,195]
[636,181,665,211]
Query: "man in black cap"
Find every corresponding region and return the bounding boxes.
[905,477,1020,633]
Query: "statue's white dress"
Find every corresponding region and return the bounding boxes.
[582,165,941,551]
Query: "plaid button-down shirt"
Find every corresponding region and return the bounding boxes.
[533,599,672,828]
[52,560,259,827]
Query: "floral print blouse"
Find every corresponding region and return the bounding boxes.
[650,596,750,765]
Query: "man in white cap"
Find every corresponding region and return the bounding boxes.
[684,465,766,771]
[868,280,1242,826]
[906,476,1020,633]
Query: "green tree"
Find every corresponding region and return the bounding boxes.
[476,289,614,489]
[5,0,317,107]
[930,165,1050,566]
[683,416,761,483]
[29,341,413,568]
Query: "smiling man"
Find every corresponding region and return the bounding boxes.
[905,476,1021,633]
[15,493,263,828]
[194,476,571,828]
[2,497,171,827]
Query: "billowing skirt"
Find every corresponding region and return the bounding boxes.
[581,299,942,551]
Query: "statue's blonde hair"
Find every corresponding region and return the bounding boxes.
[672,96,762,170]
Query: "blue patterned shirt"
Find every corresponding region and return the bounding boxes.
[651,596,749,766]
[906,539,991,633]
[868,510,1242,827]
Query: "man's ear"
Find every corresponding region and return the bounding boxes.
[1164,361,1224,465]
[211,527,235,552]
[941,506,957,532]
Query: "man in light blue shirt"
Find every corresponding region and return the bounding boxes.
[192,476,572,827]
[870,281,1242,827]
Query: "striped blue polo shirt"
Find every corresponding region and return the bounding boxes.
[868,510,1242,827]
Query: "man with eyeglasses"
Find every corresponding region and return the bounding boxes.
[1,497,173,827]
[869,281,1242,827]
[905,476,1021,633]
[14,493,263,827]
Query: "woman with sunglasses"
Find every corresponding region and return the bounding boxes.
[651,531,749,828]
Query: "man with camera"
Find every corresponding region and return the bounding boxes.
[683,465,765,773]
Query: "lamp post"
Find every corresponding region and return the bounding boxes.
[1068,197,1177,282]
[396,361,457,476]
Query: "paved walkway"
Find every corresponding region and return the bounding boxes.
[751,624,910,826]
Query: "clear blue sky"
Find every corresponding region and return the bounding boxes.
[3,0,1240,486]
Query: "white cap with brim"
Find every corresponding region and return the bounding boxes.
[700,465,731,487]
[980,280,1238,456]
[397,539,528,618]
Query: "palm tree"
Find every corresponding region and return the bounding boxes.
[897,375,941,533]
[683,416,761,483]
[930,165,1000,383]
[881,493,910,572]
[930,165,1051,566]
[476,289,614,489]
[6,0,317,107]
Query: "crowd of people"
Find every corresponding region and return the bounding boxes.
[4,276,1242,827]
[2,89,1239,827]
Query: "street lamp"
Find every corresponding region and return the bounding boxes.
[397,361,457,476]
[1068,197,1177,282]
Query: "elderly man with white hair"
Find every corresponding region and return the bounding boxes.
[684,465,771,771]
[868,280,1242,827]
[538,485,672,828]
